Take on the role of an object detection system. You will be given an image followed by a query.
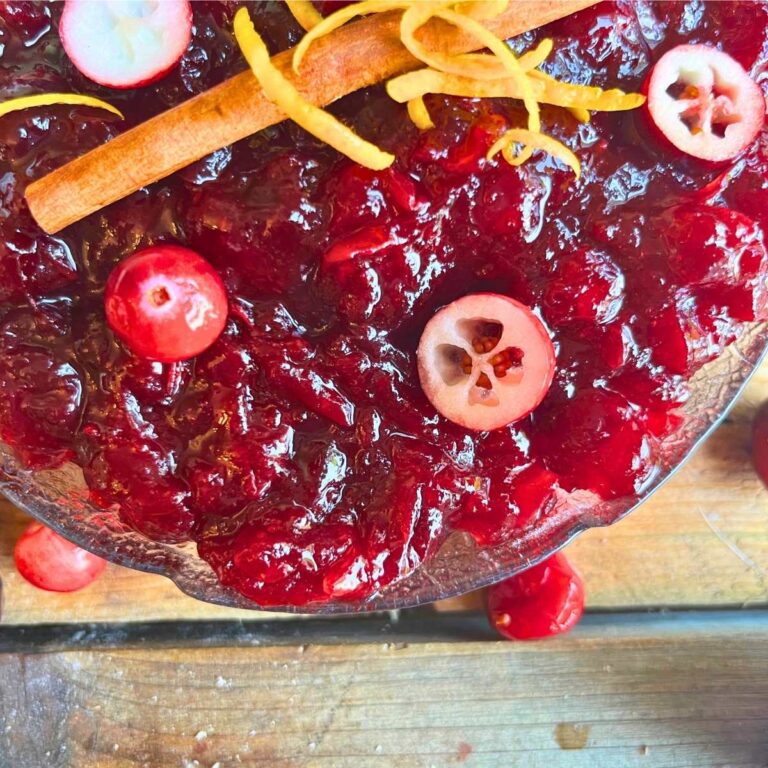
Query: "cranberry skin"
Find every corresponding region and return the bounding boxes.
[105,245,228,363]
[752,401,768,490]
[14,522,107,592]
[487,552,585,640]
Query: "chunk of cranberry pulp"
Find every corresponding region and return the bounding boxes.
[1,2,767,607]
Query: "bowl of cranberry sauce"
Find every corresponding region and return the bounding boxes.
[1,1,767,612]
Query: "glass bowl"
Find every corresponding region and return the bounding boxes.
[2,323,766,614]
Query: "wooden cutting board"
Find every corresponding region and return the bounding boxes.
[1,361,767,626]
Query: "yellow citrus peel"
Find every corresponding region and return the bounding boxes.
[234,7,394,171]
[236,1,645,177]
[489,128,581,178]
[387,69,645,112]
[407,96,435,130]
[0,93,123,120]
[461,1,510,21]
[285,0,323,31]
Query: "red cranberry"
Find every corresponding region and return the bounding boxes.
[14,522,107,592]
[487,552,585,640]
[105,245,228,363]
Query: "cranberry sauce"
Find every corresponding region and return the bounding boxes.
[1,2,767,606]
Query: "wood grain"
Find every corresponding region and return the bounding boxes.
[1,612,767,767]
[26,0,597,234]
[2,361,767,625]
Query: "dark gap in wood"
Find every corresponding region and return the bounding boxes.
[0,609,766,654]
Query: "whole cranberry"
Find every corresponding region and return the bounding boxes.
[105,245,228,362]
[486,552,584,640]
[14,522,107,592]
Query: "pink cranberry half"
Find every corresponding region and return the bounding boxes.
[60,0,192,89]
[645,44,764,162]
[14,522,107,593]
[105,245,228,363]
[417,293,555,431]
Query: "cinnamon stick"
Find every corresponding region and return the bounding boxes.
[26,1,597,234]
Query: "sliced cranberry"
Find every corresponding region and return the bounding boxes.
[645,44,764,162]
[59,0,192,89]
[487,552,585,641]
[417,293,555,431]
[14,522,107,592]
[105,245,228,363]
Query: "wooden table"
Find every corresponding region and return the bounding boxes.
[1,363,767,767]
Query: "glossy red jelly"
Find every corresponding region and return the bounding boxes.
[1,2,767,606]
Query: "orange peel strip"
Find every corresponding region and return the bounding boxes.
[400,4,538,162]
[387,68,645,112]
[234,7,394,170]
[285,0,323,31]
[445,38,554,79]
[407,96,435,129]
[459,1,510,21]
[0,93,123,120]
[489,128,581,178]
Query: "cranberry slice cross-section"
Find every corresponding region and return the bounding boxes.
[417,293,555,431]
[59,0,193,89]
[645,44,765,162]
